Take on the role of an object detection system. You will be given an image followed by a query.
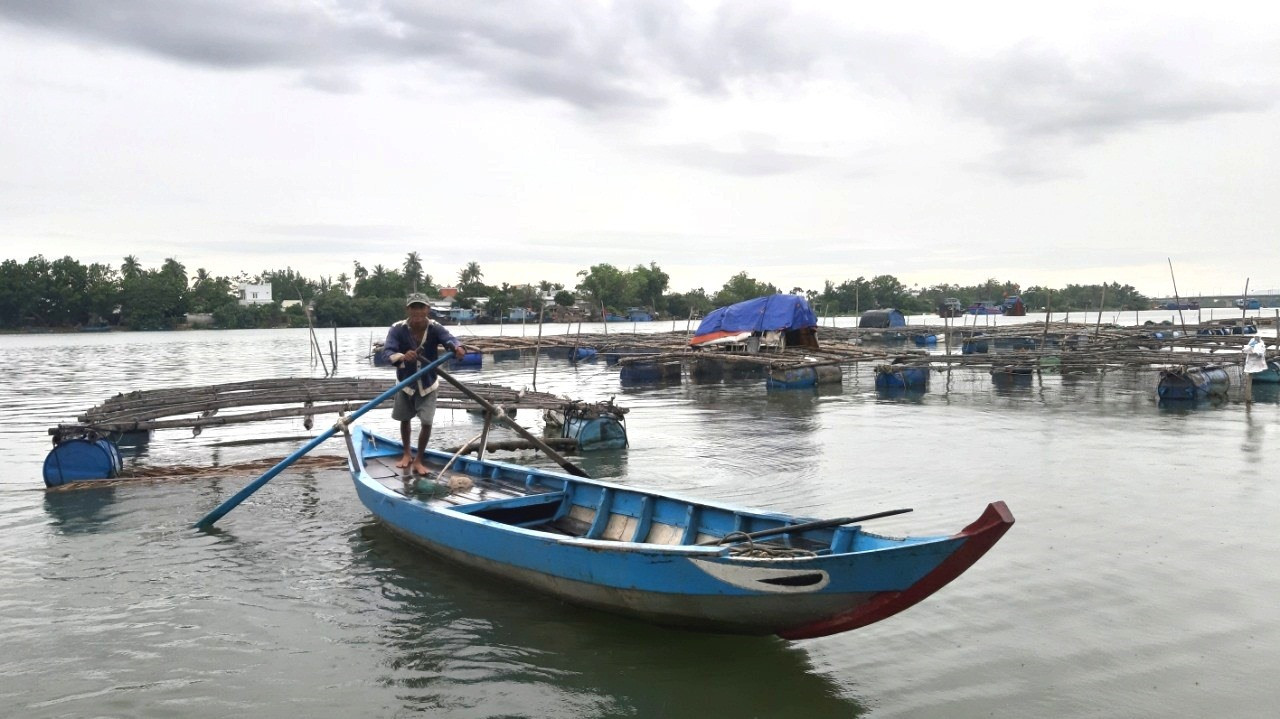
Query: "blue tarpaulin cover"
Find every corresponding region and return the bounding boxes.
[691,294,817,345]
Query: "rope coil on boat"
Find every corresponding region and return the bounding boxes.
[718,532,817,559]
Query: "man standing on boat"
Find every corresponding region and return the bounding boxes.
[379,292,466,474]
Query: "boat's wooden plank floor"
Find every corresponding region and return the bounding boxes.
[364,454,547,506]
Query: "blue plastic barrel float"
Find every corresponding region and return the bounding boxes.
[961,337,989,354]
[1157,365,1230,401]
[912,334,938,346]
[453,351,483,368]
[43,436,123,487]
[874,364,929,389]
[571,347,598,363]
[563,414,628,450]
[766,364,842,390]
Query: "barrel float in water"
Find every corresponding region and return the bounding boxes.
[912,334,938,346]
[453,351,483,368]
[875,365,929,389]
[766,364,842,390]
[572,347,598,363]
[1157,365,1230,401]
[43,437,123,487]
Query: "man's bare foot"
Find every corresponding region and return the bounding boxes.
[411,461,430,475]
[395,454,412,469]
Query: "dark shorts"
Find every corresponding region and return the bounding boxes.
[392,389,438,424]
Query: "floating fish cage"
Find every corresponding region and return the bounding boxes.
[766,364,842,390]
[689,356,766,383]
[549,402,628,451]
[874,365,929,389]
[620,360,682,385]
[43,433,123,487]
[491,348,523,362]
[1157,366,1230,401]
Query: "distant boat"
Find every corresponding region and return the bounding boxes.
[347,426,1014,638]
[624,307,654,322]
[937,298,964,318]
[966,301,1003,315]
[1234,298,1261,310]
[1161,301,1200,311]
[1001,296,1027,316]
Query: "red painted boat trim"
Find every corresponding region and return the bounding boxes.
[777,501,1015,640]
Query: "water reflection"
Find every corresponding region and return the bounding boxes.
[42,486,119,532]
[355,523,868,718]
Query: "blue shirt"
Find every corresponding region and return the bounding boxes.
[378,319,461,393]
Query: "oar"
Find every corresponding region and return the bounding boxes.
[695,507,913,546]
[194,354,453,529]
[436,367,591,478]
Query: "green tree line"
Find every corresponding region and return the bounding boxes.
[0,252,1151,331]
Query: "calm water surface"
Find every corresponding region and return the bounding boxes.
[1,319,1278,718]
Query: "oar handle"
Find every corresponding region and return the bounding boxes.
[194,353,453,529]
[696,507,913,546]
[436,367,591,478]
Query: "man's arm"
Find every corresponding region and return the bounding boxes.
[378,323,409,365]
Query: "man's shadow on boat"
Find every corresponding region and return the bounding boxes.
[351,521,870,718]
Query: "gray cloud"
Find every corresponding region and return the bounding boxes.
[958,44,1276,178]
[4,1,1275,181]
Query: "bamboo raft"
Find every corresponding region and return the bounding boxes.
[448,318,1276,380]
[49,378,602,440]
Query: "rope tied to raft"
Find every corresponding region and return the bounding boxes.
[718,531,817,559]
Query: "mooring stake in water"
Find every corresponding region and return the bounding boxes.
[194,354,453,529]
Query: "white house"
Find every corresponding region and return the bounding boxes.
[238,283,273,306]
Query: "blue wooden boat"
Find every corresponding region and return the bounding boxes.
[874,364,929,389]
[347,426,1013,638]
[1157,365,1230,400]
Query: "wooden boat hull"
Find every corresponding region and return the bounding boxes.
[349,428,1012,638]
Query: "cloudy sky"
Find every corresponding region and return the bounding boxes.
[2,1,1277,297]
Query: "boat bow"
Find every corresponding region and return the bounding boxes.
[777,501,1014,639]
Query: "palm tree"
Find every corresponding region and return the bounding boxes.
[121,255,142,281]
[353,261,368,282]
[458,261,483,287]
[194,268,211,287]
[161,258,188,287]
[337,272,350,293]
[403,252,423,291]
